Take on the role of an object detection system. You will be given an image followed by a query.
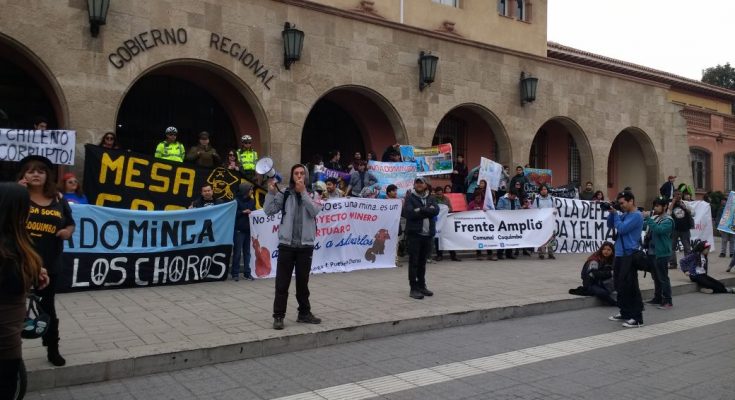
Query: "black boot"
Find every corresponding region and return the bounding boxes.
[46,318,66,366]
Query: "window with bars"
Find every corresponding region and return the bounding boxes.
[690,149,710,191]
[726,154,735,192]
[529,130,547,169]
[433,116,467,177]
[433,0,459,7]
[568,139,581,186]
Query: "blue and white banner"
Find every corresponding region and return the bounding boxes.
[368,161,417,198]
[59,202,236,292]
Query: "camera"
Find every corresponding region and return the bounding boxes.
[599,201,621,212]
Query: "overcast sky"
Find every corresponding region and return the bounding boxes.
[547,0,735,81]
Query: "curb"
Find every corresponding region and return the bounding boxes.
[27,277,735,391]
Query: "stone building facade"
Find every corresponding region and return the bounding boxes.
[2,0,727,205]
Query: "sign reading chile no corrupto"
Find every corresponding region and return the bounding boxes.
[0,129,76,165]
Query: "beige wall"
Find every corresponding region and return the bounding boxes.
[311,0,548,56]
[669,90,731,115]
[0,0,687,204]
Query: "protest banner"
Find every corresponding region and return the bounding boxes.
[439,209,555,250]
[0,129,76,165]
[58,202,236,292]
[552,198,615,253]
[523,168,553,192]
[686,200,715,250]
[368,161,417,198]
[479,157,503,190]
[314,166,351,183]
[717,192,735,234]
[248,198,403,277]
[83,144,266,210]
[399,144,453,176]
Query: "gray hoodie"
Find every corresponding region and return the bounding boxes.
[263,164,322,247]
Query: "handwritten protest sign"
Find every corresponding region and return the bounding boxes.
[552,198,614,253]
[479,157,503,190]
[59,202,235,292]
[399,144,453,176]
[368,161,417,198]
[687,200,714,250]
[0,129,76,165]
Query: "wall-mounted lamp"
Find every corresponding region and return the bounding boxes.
[282,22,304,70]
[418,51,439,91]
[87,0,110,38]
[520,71,539,107]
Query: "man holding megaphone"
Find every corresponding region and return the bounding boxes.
[263,163,323,330]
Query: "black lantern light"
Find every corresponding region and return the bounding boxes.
[418,51,439,91]
[520,72,539,106]
[87,0,110,38]
[282,22,304,70]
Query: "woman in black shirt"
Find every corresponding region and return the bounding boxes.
[17,156,75,367]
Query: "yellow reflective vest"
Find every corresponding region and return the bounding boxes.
[237,149,258,171]
[155,141,185,162]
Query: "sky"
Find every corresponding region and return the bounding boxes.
[546,0,735,81]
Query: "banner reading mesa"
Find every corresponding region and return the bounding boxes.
[59,202,236,292]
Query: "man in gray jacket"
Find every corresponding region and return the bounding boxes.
[264,164,323,330]
[347,161,378,197]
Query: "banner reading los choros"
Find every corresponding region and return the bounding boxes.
[248,197,402,278]
[59,203,236,292]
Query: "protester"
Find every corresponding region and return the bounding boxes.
[308,154,325,184]
[644,197,674,309]
[347,151,362,172]
[579,181,595,201]
[386,148,402,162]
[264,164,323,329]
[592,191,605,201]
[0,183,50,398]
[465,167,480,204]
[381,143,401,162]
[232,183,255,282]
[326,150,342,171]
[236,134,258,182]
[533,184,556,259]
[444,184,452,194]
[718,198,734,258]
[451,154,468,194]
[606,190,645,328]
[386,184,404,267]
[468,190,495,261]
[402,177,439,299]
[154,126,185,162]
[347,161,378,197]
[33,115,48,130]
[659,175,676,200]
[189,184,223,208]
[312,181,328,201]
[496,189,521,260]
[568,241,616,306]
[98,131,120,149]
[224,150,240,172]
[668,191,693,269]
[186,131,221,168]
[680,240,735,294]
[17,155,75,366]
[59,173,88,205]
[509,166,529,194]
[366,151,377,162]
[432,187,460,262]
[324,177,342,199]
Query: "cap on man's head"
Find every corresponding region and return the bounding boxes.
[414,177,428,184]
[198,131,210,139]
[668,175,676,180]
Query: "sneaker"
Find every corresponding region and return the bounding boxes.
[244,275,255,281]
[727,287,735,294]
[622,319,644,328]
[719,253,726,258]
[657,303,673,310]
[645,298,662,305]
[231,276,240,282]
[434,255,443,262]
[296,313,322,324]
[426,258,435,264]
[487,255,497,261]
[699,288,714,294]
[273,317,284,330]
[539,254,545,260]
[522,250,531,256]
[727,265,733,272]
[451,257,462,262]
[548,254,556,260]
[409,289,425,299]
[418,287,434,296]
[608,313,625,321]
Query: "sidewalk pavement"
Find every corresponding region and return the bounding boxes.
[24,252,735,391]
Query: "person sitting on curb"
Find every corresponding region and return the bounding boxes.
[568,241,617,306]
[680,240,735,294]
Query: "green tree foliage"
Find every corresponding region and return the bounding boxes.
[701,63,735,89]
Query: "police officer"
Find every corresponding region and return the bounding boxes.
[154,126,185,162]
[236,134,258,182]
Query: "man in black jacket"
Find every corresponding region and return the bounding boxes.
[402,177,439,299]
[659,175,676,200]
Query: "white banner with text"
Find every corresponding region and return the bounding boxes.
[439,209,555,250]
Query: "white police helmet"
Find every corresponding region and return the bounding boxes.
[241,134,252,143]
[165,126,178,134]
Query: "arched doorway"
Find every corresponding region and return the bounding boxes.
[301,86,404,167]
[0,36,67,180]
[607,127,659,203]
[433,103,510,171]
[529,117,592,188]
[116,62,265,160]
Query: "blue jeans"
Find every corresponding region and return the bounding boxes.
[232,230,252,278]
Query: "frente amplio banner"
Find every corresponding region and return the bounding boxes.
[59,202,236,292]
[248,197,402,278]
[82,144,266,210]
[0,129,76,165]
[439,209,555,250]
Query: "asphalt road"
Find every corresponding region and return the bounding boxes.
[27,292,735,400]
